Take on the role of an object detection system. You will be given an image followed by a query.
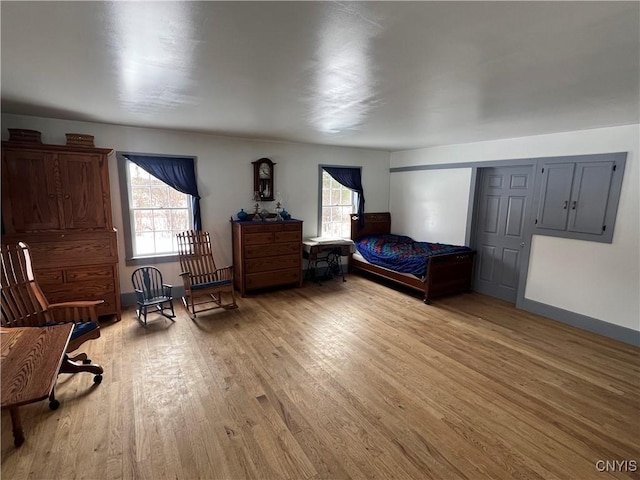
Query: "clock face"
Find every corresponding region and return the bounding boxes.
[259,162,271,179]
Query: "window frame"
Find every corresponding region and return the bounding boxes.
[317,165,360,239]
[117,152,195,265]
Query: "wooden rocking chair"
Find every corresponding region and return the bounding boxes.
[176,230,237,318]
[1,242,104,386]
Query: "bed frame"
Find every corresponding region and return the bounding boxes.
[349,212,476,304]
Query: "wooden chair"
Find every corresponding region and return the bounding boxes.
[131,266,175,326]
[1,242,104,385]
[176,230,237,318]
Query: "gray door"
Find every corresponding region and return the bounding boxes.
[473,166,533,303]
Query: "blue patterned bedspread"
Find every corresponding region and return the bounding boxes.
[355,234,472,277]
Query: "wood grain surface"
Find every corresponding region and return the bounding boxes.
[1,325,72,408]
[1,276,638,479]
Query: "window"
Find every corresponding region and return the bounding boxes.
[117,152,201,265]
[127,162,192,256]
[321,169,357,238]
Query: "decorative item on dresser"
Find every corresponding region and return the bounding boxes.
[1,131,122,320]
[231,219,303,296]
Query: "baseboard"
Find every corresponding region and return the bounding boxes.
[519,298,639,347]
[121,286,186,308]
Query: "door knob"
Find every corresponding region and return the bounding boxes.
[520,242,525,248]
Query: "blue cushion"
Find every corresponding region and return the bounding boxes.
[71,321,99,340]
[191,279,232,290]
[45,321,99,340]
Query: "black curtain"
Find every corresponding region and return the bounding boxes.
[323,166,365,227]
[123,154,202,230]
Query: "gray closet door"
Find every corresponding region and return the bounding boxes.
[536,163,575,231]
[473,166,533,303]
[567,161,614,235]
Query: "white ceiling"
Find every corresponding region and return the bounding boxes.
[1,1,638,151]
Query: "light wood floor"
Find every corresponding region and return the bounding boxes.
[2,274,639,479]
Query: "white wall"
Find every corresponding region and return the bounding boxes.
[1,114,391,293]
[389,169,471,244]
[390,125,640,332]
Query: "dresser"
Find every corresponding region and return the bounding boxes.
[1,137,121,319]
[231,220,303,296]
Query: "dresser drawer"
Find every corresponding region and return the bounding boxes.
[65,266,114,284]
[244,232,275,245]
[244,242,300,259]
[39,266,115,303]
[275,231,301,243]
[96,295,118,317]
[245,255,300,274]
[241,223,283,233]
[36,269,65,286]
[283,223,301,232]
[245,268,300,290]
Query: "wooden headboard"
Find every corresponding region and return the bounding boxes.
[350,212,391,240]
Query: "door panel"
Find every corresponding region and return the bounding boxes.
[58,154,108,229]
[479,245,496,282]
[567,161,613,235]
[501,248,520,288]
[1,150,61,232]
[484,196,501,233]
[536,163,574,231]
[505,197,526,237]
[473,166,533,303]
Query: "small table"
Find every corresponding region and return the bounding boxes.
[1,324,73,447]
[303,238,356,284]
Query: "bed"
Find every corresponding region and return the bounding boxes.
[349,212,476,303]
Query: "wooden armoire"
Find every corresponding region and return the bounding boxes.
[1,134,121,320]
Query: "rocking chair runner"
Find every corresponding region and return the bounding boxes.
[176,230,238,317]
[1,242,104,387]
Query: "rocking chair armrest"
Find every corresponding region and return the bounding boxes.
[47,300,103,323]
[162,284,173,295]
[214,266,234,281]
[48,300,104,309]
[179,272,192,289]
[134,289,145,302]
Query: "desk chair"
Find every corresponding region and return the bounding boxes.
[176,230,237,318]
[1,242,104,385]
[131,266,175,326]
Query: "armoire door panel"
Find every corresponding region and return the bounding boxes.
[58,154,108,229]
[1,150,62,232]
